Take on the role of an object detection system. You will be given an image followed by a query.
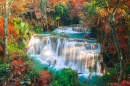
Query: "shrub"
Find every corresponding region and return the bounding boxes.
[125,63,130,80]
[98,62,130,85]
[0,64,10,85]
[50,68,85,86]
[39,70,51,85]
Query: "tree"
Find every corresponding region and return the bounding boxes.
[3,0,10,62]
[99,0,129,83]
[82,0,130,84]
[0,0,31,62]
[39,0,49,30]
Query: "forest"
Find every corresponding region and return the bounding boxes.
[0,0,130,86]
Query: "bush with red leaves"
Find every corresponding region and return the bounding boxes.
[111,80,130,86]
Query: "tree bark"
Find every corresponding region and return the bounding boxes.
[4,0,9,63]
[119,60,124,83]
[47,24,48,31]
[56,21,57,28]
[103,0,124,84]
[110,15,124,83]
[58,20,59,27]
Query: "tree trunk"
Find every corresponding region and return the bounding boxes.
[31,12,32,19]
[4,0,9,63]
[4,17,8,62]
[58,20,59,27]
[119,60,124,83]
[56,21,57,28]
[110,15,124,83]
[47,24,48,31]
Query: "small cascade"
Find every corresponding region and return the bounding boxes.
[27,36,41,55]
[54,26,83,34]
[27,34,101,75]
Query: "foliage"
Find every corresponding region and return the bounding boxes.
[13,18,29,49]
[81,0,129,83]
[53,4,70,25]
[98,63,120,85]
[99,73,114,85]
[56,17,60,20]
[38,70,51,85]
[50,81,62,86]
[8,43,25,58]
[0,58,4,64]
[35,28,43,34]
[0,64,10,84]
[79,75,106,86]
[98,62,130,85]
[111,80,130,86]
[50,68,85,86]
[0,16,17,51]
[124,63,130,80]
[0,0,129,85]
[0,53,41,85]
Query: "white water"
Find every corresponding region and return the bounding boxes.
[27,34,102,76]
[54,26,84,33]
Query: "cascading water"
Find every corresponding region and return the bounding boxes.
[27,26,102,76]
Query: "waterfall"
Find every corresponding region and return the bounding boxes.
[27,35,101,75]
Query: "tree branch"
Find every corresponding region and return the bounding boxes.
[100,0,110,14]
[104,0,110,14]
[112,0,121,16]
[9,0,15,8]
[83,55,99,83]
[119,6,130,15]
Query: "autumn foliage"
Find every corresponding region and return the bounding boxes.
[0,17,4,39]
[0,54,51,86]
[0,16,18,51]
[1,55,26,85]
[97,11,129,58]
[111,80,130,86]
[39,70,51,85]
